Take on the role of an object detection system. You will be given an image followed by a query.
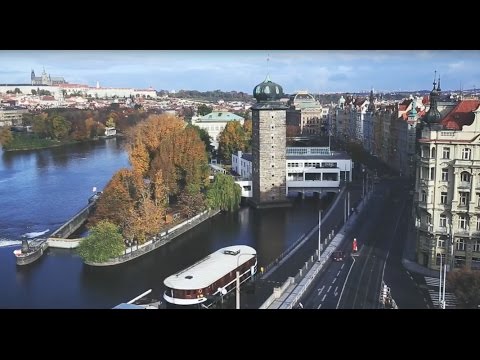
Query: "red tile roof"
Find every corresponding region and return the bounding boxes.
[441,99,480,130]
[422,95,429,105]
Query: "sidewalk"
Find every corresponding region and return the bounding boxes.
[401,218,439,278]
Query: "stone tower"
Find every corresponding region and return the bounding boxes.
[249,75,291,208]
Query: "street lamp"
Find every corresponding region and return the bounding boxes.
[235,252,256,309]
[362,168,366,197]
[318,210,322,259]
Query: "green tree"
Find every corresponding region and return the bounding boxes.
[447,268,480,308]
[14,88,22,94]
[31,89,37,96]
[206,173,242,212]
[77,220,125,263]
[197,104,213,116]
[50,115,71,140]
[0,128,13,147]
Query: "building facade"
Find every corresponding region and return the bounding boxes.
[191,111,244,150]
[0,107,27,127]
[232,147,352,197]
[415,76,480,271]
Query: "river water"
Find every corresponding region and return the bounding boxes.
[0,138,324,308]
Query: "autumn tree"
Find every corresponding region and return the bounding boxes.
[243,119,252,152]
[77,220,125,263]
[0,127,13,148]
[206,173,242,212]
[178,184,206,218]
[218,120,246,164]
[88,168,136,230]
[188,124,213,155]
[447,268,480,308]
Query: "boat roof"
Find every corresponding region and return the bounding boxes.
[164,245,256,290]
[113,303,146,309]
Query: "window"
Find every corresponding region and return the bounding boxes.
[461,172,471,182]
[459,215,468,230]
[478,193,480,207]
[443,147,450,159]
[456,238,466,251]
[437,238,445,248]
[421,190,427,202]
[462,148,472,160]
[440,192,447,204]
[441,168,448,181]
[477,216,480,231]
[473,240,480,252]
[459,192,469,206]
[440,215,447,228]
[431,147,436,158]
[430,167,435,180]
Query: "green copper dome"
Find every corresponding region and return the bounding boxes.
[253,75,284,102]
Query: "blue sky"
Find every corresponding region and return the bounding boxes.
[1,50,479,94]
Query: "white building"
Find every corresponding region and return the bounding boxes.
[232,147,352,197]
[0,107,28,127]
[415,93,480,271]
[191,111,244,149]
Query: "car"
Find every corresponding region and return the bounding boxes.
[331,251,345,262]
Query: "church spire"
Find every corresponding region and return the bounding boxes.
[437,74,441,92]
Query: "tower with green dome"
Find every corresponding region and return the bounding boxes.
[249,75,291,208]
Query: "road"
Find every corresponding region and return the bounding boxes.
[300,177,428,309]
[237,185,362,309]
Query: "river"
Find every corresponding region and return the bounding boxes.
[0,138,325,308]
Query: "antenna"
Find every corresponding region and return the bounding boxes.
[267,52,270,78]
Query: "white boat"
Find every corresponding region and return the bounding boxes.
[163,245,257,308]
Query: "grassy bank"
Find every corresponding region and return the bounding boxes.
[2,133,78,151]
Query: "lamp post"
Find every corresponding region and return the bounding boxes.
[236,252,256,309]
[362,168,366,198]
[318,210,322,259]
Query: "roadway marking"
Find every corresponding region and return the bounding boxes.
[321,294,326,302]
[337,270,341,277]
[337,256,356,309]
[317,285,325,296]
[409,275,414,281]
[334,286,339,297]
[327,285,332,293]
[332,277,337,284]
[341,264,345,270]
[317,303,323,309]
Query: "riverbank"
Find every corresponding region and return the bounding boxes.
[2,132,122,152]
[84,209,221,266]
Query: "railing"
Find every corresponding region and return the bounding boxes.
[85,209,220,266]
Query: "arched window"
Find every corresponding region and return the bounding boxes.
[431,147,436,158]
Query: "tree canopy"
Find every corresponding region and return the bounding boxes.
[206,173,242,212]
[218,120,247,164]
[77,220,125,263]
[447,268,480,308]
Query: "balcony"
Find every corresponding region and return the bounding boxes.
[457,181,471,190]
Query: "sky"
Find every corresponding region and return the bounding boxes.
[1,50,480,94]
